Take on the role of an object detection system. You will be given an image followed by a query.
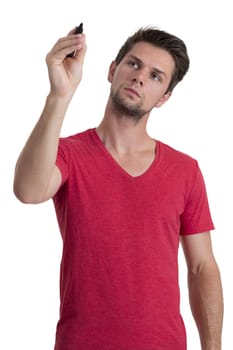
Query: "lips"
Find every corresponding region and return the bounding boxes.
[124,87,140,98]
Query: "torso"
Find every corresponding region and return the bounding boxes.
[53,128,213,350]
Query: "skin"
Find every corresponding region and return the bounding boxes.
[97,42,173,177]
[13,31,223,349]
[108,43,174,121]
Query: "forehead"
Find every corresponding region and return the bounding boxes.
[125,41,175,76]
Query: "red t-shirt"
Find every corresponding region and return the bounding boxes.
[53,128,214,350]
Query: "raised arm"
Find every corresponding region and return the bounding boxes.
[13,29,87,203]
[181,232,224,350]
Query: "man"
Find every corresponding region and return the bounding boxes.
[14,26,223,350]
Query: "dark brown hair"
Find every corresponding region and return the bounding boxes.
[115,27,190,92]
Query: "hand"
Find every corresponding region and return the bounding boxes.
[46,28,87,99]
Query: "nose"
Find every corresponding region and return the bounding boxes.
[131,68,146,86]
[132,77,143,86]
[132,66,149,87]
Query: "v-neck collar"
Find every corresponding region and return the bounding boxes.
[91,128,160,181]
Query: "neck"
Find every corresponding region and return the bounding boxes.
[96,99,153,155]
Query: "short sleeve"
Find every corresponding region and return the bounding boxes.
[180,162,215,235]
[55,138,70,187]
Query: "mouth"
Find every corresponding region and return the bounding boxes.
[124,87,140,98]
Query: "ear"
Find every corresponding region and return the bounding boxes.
[108,61,117,83]
[155,91,172,108]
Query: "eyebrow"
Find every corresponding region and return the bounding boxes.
[128,54,168,78]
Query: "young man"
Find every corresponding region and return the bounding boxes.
[14,26,223,350]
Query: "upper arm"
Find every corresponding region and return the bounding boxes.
[44,165,63,201]
[181,232,216,273]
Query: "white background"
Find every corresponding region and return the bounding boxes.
[0,0,232,349]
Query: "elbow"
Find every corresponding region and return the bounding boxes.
[13,187,36,204]
[13,182,45,204]
[14,191,46,204]
[13,181,27,203]
[187,258,221,287]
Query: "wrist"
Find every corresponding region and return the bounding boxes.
[47,91,73,105]
[202,342,221,350]
[42,93,72,124]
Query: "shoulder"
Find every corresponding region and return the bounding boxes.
[157,140,199,171]
[58,128,96,152]
[60,128,94,144]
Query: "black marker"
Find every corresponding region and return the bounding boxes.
[67,23,83,58]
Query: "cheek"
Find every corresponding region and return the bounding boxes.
[146,83,168,102]
[115,66,132,82]
[144,86,158,104]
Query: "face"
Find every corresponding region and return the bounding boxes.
[108,42,175,121]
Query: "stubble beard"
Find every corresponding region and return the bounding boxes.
[110,87,150,122]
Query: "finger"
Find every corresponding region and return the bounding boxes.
[48,37,83,59]
[54,37,82,53]
[68,27,80,35]
[72,37,87,61]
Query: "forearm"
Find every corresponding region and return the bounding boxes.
[188,260,224,350]
[14,30,86,203]
[14,94,70,202]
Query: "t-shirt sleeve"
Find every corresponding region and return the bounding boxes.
[180,161,215,235]
[55,138,70,187]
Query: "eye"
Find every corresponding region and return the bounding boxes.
[151,72,161,81]
[128,60,139,69]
